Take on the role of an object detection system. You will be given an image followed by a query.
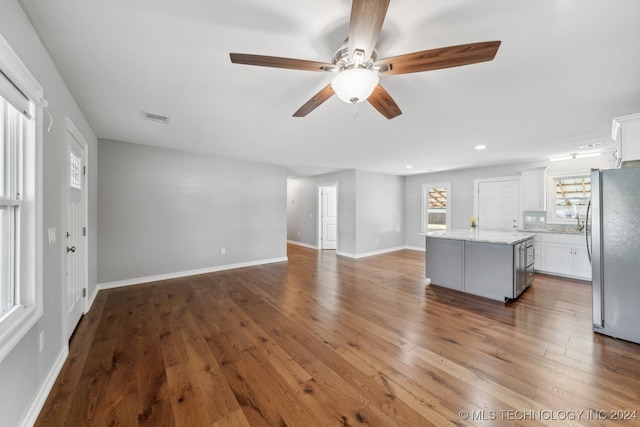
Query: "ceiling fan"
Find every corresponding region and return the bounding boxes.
[230,0,501,119]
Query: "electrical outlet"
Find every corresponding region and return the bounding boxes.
[221,248,226,255]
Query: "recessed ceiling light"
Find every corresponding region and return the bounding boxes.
[475,145,486,150]
[405,165,413,169]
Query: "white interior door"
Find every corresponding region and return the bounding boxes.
[65,119,87,339]
[476,179,519,231]
[320,186,337,249]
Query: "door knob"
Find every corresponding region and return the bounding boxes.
[67,246,76,253]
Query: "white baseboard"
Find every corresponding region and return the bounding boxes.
[404,245,425,252]
[287,240,318,250]
[535,269,590,282]
[338,246,406,259]
[20,345,69,427]
[97,257,288,290]
[85,285,99,314]
[336,250,355,258]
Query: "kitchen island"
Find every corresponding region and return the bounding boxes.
[420,230,537,302]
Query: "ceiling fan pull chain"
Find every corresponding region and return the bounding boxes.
[351,98,358,118]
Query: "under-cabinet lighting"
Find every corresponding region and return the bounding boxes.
[550,155,573,162]
[550,152,601,162]
[579,142,603,150]
[576,152,601,159]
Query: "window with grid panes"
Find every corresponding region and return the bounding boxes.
[422,182,451,232]
[549,174,591,222]
[0,33,44,362]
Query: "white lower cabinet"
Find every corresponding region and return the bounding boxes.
[538,233,591,280]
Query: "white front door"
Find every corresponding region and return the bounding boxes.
[65,119,87,339]
[476,179,519,231]
[320,186,337,249]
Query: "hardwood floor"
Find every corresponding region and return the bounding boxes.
[36,244,640,426]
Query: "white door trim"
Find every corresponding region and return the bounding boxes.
[61,116,89,340]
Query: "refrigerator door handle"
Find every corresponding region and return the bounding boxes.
[585,199,591,263]
[591,169,604,329]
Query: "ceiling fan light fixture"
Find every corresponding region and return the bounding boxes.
[331,68,379,104]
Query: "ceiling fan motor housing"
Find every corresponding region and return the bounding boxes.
[332,41,379,71]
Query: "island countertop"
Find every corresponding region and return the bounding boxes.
[418,229,537,245]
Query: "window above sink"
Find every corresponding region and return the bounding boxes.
[547,172,591,224]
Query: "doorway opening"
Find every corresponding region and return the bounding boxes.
[318,184,338,250]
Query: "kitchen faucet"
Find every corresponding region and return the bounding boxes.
[576,214,585,232]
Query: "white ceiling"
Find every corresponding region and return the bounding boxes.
[19,0,640,176]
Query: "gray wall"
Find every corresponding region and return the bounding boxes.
[98,140,288,284]
[0,1,98,425]
[355,170,405,254]
[287,169,404,257]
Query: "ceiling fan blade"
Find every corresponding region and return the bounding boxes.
[230,53,337,72]
[293,84,335,117]
[368,84,402,119]
[348,0,390,61]
[374,41,501,76]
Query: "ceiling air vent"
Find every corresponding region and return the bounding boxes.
[144,112,169,124]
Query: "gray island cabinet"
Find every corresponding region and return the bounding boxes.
[421,230,537,302]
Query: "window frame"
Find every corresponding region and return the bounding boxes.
[0,33,44,363]
[421,182,451,232]
[546,172,591,224]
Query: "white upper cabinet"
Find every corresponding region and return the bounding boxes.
[519,167,547,211]
[612,113,640,165]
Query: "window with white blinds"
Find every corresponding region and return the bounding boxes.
[0,98,24,319]
[0,32,43,363]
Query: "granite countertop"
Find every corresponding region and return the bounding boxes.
[419,229,537,245]
[520,228,584,235]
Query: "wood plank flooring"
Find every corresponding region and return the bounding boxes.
[36,244,640,426]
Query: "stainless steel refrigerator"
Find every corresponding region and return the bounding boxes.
[588,167,640,344]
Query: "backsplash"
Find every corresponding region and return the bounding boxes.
[523,210,546,227]
[522,210,588,233]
